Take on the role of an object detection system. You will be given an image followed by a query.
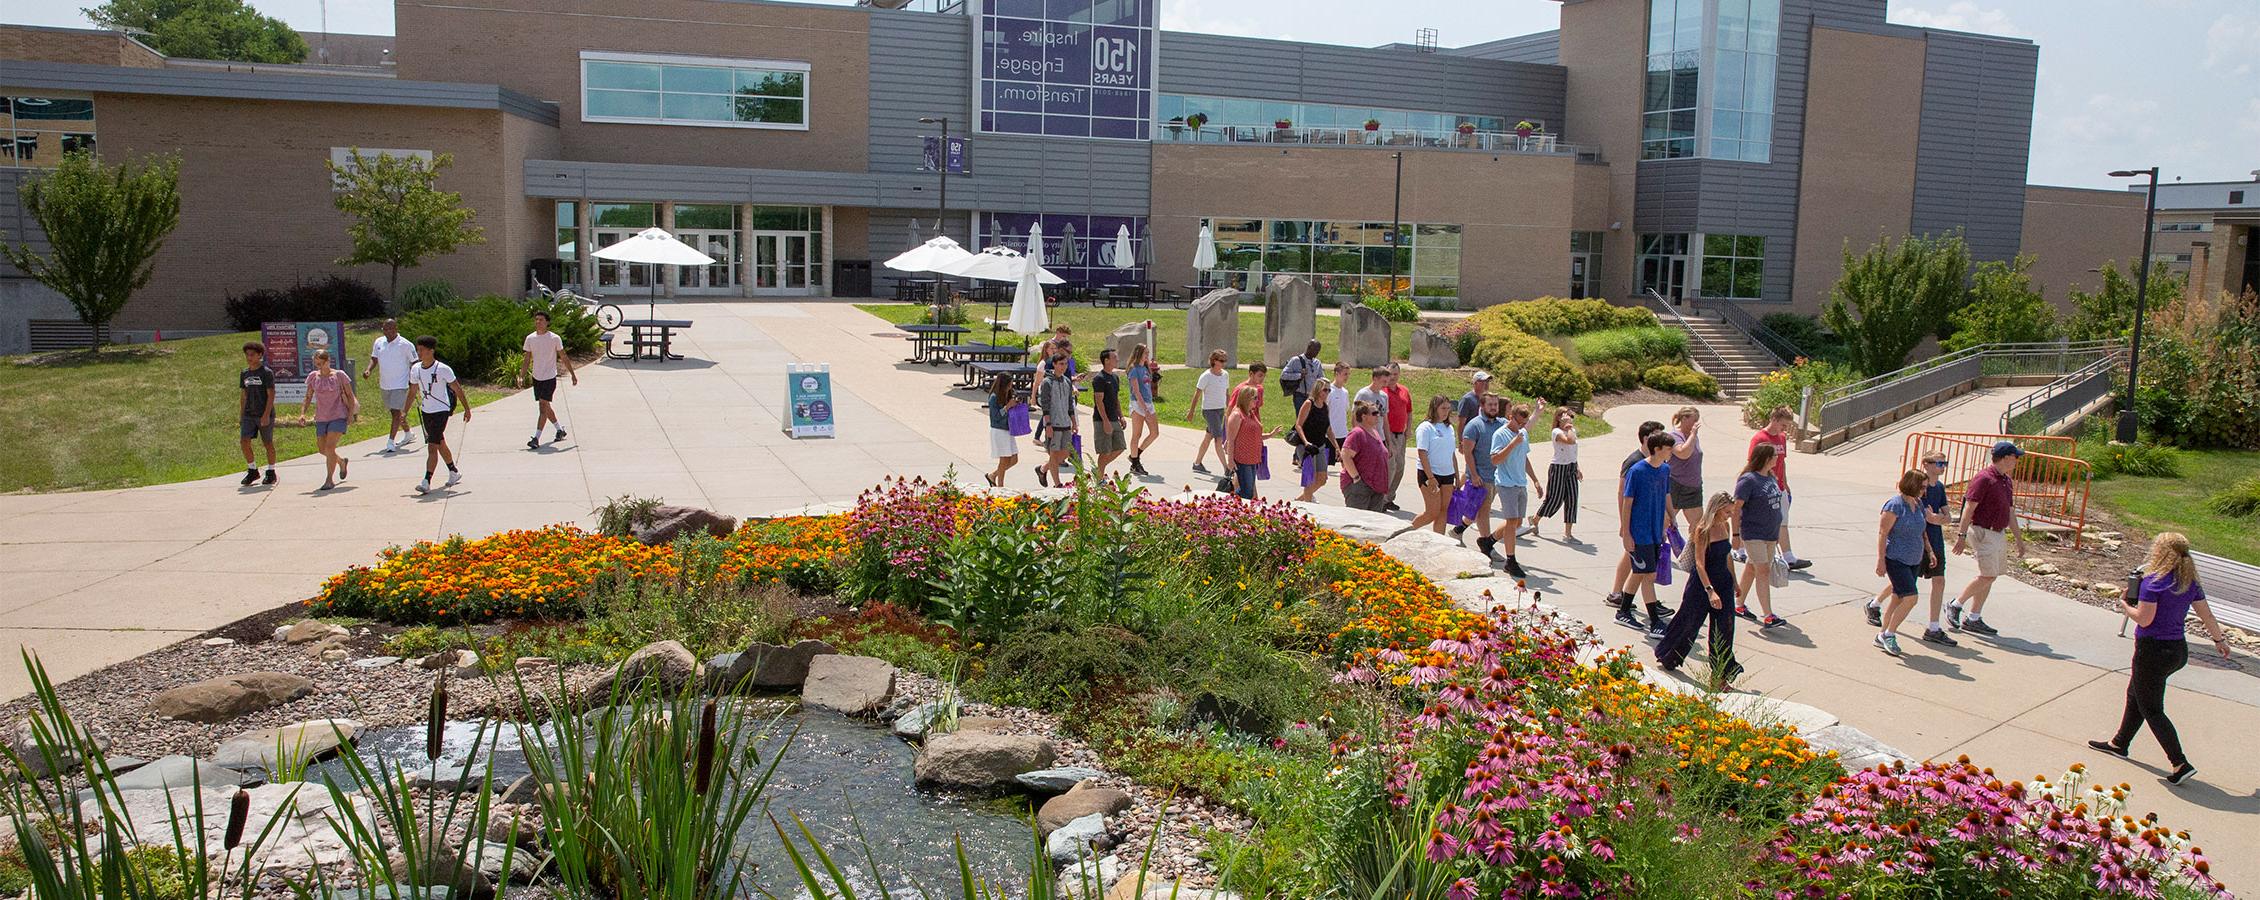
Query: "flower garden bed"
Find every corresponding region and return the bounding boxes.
[4,477,2238,899]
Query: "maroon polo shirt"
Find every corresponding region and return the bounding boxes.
[1965,465,2015,531]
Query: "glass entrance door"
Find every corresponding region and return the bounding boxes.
[593,228,655,292]
[673,229,738,293]
[1638,256,1688,302]
[750,231,817,295]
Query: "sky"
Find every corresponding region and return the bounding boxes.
[9,0,2254,189]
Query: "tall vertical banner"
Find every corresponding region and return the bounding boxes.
[784,363,836,438]
[975,0,1157,140]
[262,321,347,403]
[922,135,972,174]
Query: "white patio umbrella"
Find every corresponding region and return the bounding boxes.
[1192,223,1218,277]
[883,234,974,274]
[590,227,714,321]
[934,245,1067,284]
[1112,224,1135,270]
[1007,223,1052,341]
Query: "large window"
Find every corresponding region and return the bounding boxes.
[1700,234,1765,299]
[3,96,96,168]
[1201,217,1460,300]
[1157,94,1512,144]
[1708,0,1780,162]
[978,212,1149,287]
[581,52,808,129]
[1642,0,1702,160]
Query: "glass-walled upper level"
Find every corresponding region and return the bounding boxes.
[1641,0,1780,163]
[1154,94,1568,152]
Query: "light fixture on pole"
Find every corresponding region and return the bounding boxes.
[1390,152,1405,297]
[2107,167,2160,444]
[919,116,949,240]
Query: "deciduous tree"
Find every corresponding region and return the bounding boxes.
[1822,233,1972,375]
[83,0,308,63]
[327,149,485,305]
[1942,254,2059,352]
[2,151,181,350]
[2066,260,2181,342]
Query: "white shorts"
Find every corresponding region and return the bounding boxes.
[1969,527,2009,577]
[989,427,1018,459]
[1130,399,1154,417]
[383,388,408,411]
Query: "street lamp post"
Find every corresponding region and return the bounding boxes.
[1390,152,1404,297]
[2108,167,2160,444]
[919,116,949,240]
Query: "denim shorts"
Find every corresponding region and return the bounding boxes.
[1885,558,1923,598]
[315,418,349,436]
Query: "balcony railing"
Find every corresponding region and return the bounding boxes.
[1157,124,1599,161]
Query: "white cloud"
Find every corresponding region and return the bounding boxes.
[2202,13,2260,75]
[1888,1,2023,36]
[1159,0,1296,42]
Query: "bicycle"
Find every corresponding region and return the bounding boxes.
[528,279,624,332]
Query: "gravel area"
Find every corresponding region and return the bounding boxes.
[2004,515,2259,652]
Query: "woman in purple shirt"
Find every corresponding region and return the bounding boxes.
[2087,532,2234,785]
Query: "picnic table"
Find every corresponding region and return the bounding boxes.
[886,276,949,303]
[940,342,1030,386]
[612,319,693,361]
[897,323,971,364]
[966,361,1040,395]
[1100,280,1178,308]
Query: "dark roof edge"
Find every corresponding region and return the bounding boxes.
[0,59,559,127]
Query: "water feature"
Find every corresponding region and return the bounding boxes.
[310,704,1036,895]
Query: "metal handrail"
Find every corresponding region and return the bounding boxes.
[1702,300,1795,368]
[1999,349,2124,433]
[1644,289,1738,382]
[1816,340,2122,408]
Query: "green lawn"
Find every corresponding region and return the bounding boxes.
[856,303,1609,437]
[2086,448,2260,565]
[1,325,507,494]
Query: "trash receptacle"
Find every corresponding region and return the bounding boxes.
[833,259,873,298]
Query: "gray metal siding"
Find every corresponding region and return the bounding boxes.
[1157,32,1566,132]
[1451,31,1562,65]
[1911,31,2036,263]
[0,60,558,125]
[1806,0,1889,29]
[526,159,1040,209]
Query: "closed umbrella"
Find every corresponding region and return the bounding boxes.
[1192,223,1218,288]
[590,227,714,321]
[937,243,1064,345]
[1112,224,1135,270]
[1008,223,1051,341]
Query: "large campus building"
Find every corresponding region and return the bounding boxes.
[1,0,2159,352]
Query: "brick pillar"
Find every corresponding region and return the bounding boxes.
[2188,241,2210,305]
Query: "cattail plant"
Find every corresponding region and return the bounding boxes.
[223,789,251,851]
[694,699,719,795]
[426,674,449,762]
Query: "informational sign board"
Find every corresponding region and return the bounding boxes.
[784,363,835,438]
[974,0,1157,140]
[262,321,348,404]
[922,135,972,174]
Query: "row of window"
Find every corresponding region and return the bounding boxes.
[1640,0,1780,162]
[2,96,96,168]
[1635,232,1768,300]
[1156,94,1512,138]
[1202,218,1462,299]
[581,52,809,129]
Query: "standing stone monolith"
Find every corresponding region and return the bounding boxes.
[1339,303,1392,368]
[1409,325,1459,369]
[1185,289,1241,369]
[1262,276,1317,368]
[1109,320,1154,365]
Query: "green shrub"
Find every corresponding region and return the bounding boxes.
[1472,333,1593,404]
[2130,291,2260,450]
[1758,313,1850,366]
[1360,295,1421,323]
[1642,364,1718,399]
[1942,257,2058,352]
[398,278,459,313]
[1583,359,1640,392]
[929,500,1069,642]
[222,274,388,331]
[979,617,1148,708]
[397,294,599,382]
[2089,442,2181,479]
[2204,477,2260,519]
[1480,297,1656,336]
[1573,326,1688,366]
[1742,359,1860,427]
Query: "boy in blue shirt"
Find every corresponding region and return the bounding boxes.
[1617,429,1677,634]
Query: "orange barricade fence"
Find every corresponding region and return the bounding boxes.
[1902,432,2091,549]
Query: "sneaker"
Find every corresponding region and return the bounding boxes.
[241,468,259,486]
[1920,627,1959,647]
[2085,739,2130,760]
[1504,558,1529,579]
[1962,617,1999,636]
[1451,523,1469,540]
[1385,502,1401,512]
[1191,462,1210,475]
[1518,524,1538,537]
[1720,663,1746,685]
[1645,616,1670,638]
[1760,615,1787,630]
[261,469,276,486]
[444,470,462,488]
[553,428,567,443]
[1477,536,1501,561]
[319,481,335,492]
[1734,606,1757,622]
[528,436,540,450]
[415,479,431,495]
[1604,591,1632,610]
[1037,468,1050,487]
[1946,604,1964,631]
[385,439,397,453]
[1614,608,1644,630]
[1865,605,1883,628]
[1874,633,1902,657]
[1787,557,1814,571]
[2166,763,2198,785]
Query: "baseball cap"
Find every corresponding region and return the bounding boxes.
[1472,370,1493,382]
[1991,440,2025,460]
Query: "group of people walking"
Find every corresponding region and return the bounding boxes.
[232,315,576,494]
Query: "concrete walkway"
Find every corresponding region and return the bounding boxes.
[2,301,2252,884]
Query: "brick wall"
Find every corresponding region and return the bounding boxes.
[0,27,165,67]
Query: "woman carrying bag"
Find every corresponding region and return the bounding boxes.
[1224,389,1271,499]
[1290,377,1339,502]
[985,373,1027,487]
[1397,396,1459,535]
[2088,532,2234,785]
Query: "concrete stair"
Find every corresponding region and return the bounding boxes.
[1668,314,1783,400]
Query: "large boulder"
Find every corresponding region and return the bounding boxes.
[589,640,700,698]
[1262,276,1317,368]
[1109,321,1156,369]
[1184,289,1242,369]
[150,672,314,723]
[1016,766,1104,795]
[914,731,1056,791]
[629,505,738,545]
[6,717,110,779]
[1037,780,1132,834]
[1338,303,1392,368]
[213,719,363,769]
[1410,325,1459,369]
[283,620,351,645]
[801,655,896,715]
[1046,812,1109,864]
[1379,529,1491,582]
[81,755,243,801]
[720,639,836,691]
[1291,502,1403,544]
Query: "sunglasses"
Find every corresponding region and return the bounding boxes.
[1926,459,1949,467]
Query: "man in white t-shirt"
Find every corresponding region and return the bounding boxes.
[363,318,419,452]
[519,311,577,449]
[1185,349,1233,475]
[404,335,472,494]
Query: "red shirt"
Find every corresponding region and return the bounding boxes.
[1965,466,2015,530]
[1345,427,1388,485]
[1749,429,1789,489]
[1230,410,1266,465]
[1384,384,1412,435]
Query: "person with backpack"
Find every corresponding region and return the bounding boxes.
[404,335,471,494]
[1280,339,1322,415]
